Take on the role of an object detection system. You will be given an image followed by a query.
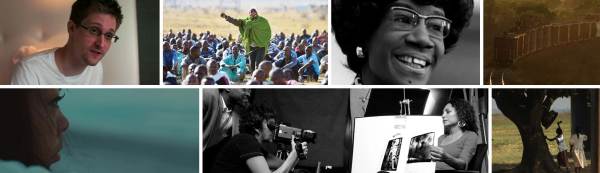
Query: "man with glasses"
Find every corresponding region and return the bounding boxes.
[11,0,123,85]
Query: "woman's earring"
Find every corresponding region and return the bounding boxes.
[356,46,365,58]
[459,121,465,128]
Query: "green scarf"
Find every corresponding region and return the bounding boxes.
[239,16,271,52]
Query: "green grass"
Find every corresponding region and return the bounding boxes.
[492,113,573,172]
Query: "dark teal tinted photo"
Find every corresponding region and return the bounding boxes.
[0,89,199,173]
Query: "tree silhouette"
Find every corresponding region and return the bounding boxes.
[493,89,572,173]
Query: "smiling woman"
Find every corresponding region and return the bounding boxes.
[332,0,474,85]
[0,89,69,169]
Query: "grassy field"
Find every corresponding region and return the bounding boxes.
[163,7,328,39]
[492,112,592,172]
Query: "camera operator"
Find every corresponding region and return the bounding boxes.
[211,105,309,173]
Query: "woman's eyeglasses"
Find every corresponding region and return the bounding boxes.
[388,6,452,39]
[77,23,120,43]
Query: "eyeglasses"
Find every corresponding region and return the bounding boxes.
[77,23,120,43]
[388,6,452,39]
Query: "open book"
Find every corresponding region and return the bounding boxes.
[352,116,444,173]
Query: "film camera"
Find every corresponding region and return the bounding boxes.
[269,123,317,160]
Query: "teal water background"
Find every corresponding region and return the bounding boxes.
[51,89,199,173]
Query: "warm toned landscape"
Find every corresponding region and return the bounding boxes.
[163,7,327,40]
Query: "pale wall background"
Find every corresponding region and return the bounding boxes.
[0,0,140,84]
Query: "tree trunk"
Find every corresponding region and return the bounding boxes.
[493,89,563,173]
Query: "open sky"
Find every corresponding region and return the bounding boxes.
[492,97,571,114]
[165,0,327,9]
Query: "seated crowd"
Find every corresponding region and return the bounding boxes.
[162,28,328,85]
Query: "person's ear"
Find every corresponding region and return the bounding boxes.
[67,20,76,33]
[254,128,261,136]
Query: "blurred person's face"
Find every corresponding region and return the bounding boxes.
[176,40,183,49]
[249,9,258,19]
[364,0,446,84]
[194,66,207,80]
[208,61,219,75]
[259,62,272,78]
[187,74,199,85]
[442,103,459,129]
[184,41,192,51]
[232,46,239,56]
[189,64,197,74]
[163,42,171,52]
[284,46,291,58]
[253,70,265,82]
[306,47,313,56]
[31,89,70,167]
[222,89,251,111]
[223,41,230,49]
[67,12,118,66]
[258,120,273,142]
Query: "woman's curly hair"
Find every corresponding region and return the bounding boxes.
[332,0,474,73]
[238,105,275,136]
[448,99,478,133]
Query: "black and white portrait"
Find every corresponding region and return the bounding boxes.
[331,0,480,85]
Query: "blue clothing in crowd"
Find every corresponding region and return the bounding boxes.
[219,53,246,82]
[163,50,177,68]
[297,52,320,77]
[273,51,298,70]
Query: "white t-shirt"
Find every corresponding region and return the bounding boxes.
[11,48,103,85]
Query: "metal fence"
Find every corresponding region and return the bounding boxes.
[494,21,600,66]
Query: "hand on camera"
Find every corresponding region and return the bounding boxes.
[290,135,309,157]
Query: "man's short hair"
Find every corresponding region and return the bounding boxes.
[70,0,124,27]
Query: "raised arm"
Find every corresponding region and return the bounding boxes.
[221,13,243,27]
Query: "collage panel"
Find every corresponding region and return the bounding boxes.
[162,0,328,85]
[330,0,481,85]
[0,89,199,172]
[484,0,600,84]
[492,89,599,172]
[203,88,489,173]
[11,0,600,173]
[0,0,160,85]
